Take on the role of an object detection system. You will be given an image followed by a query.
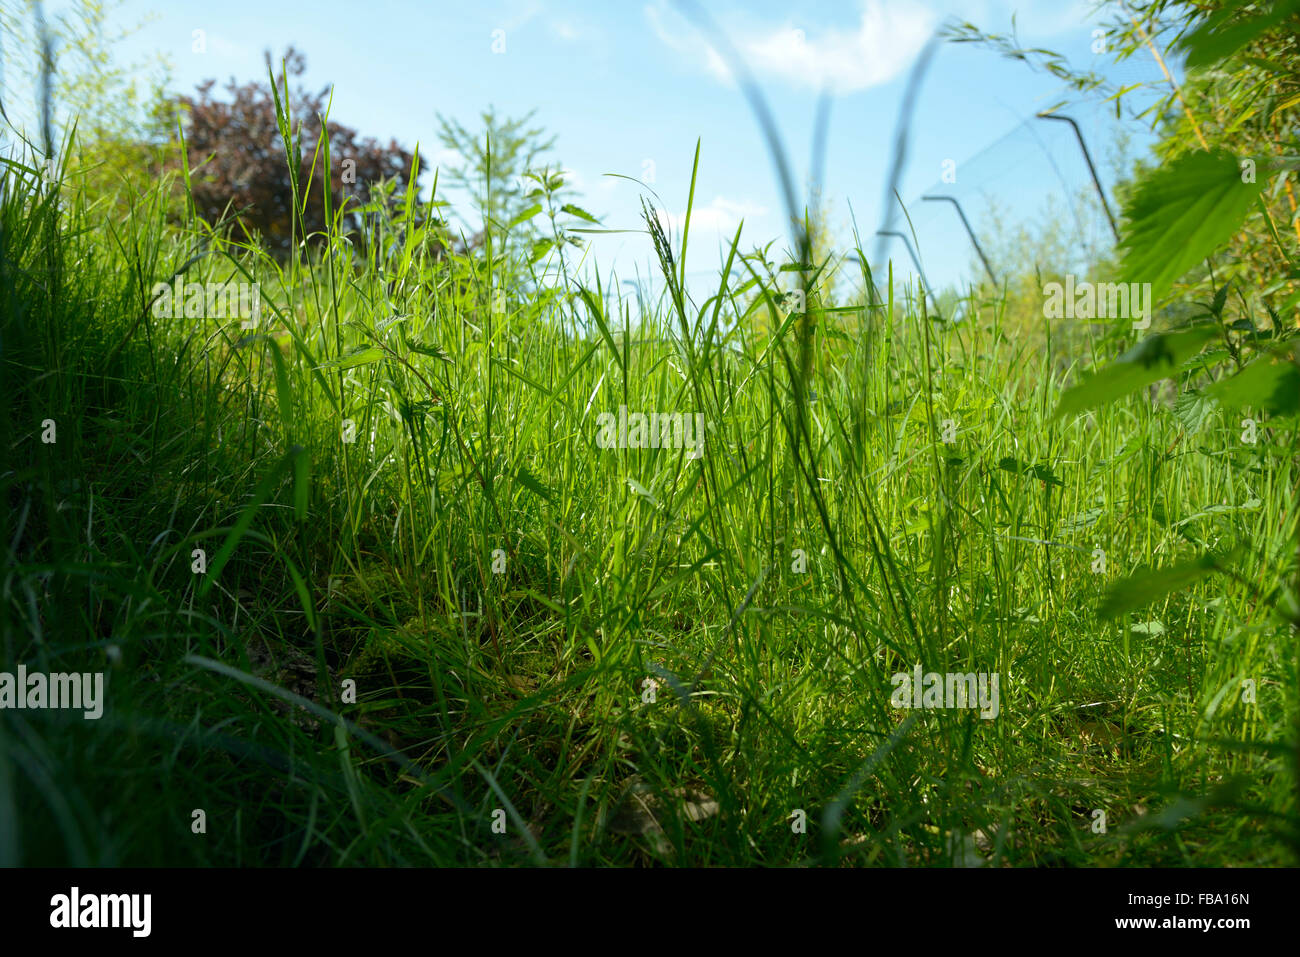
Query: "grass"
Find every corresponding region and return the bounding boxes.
[1,93,1297,867]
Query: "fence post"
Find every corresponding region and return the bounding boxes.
[1036,111,1120,242]
[922,195,999,286]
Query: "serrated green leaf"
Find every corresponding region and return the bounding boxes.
[514,465,554,503]
[1209,283,1230,318]
[1172,388,1219,433]
[1119,150,1265,304]
[1054,325,1217,417]
[996,456,1065,487]
[529,238,554,264]
[508,203,543,228]
[317,346,385,371]
[376,312,408,333]
[1205,354,1300,416]
[1190,347,1234,369]
[1098,553,1219,619]
[1061,506,1103,533]
[398,399,439,422]
[403,337,452,362]
[560,203,600,224]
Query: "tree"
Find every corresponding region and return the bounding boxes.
[174,47,428,257]
[0,0,174,204]
[435,107,562,246]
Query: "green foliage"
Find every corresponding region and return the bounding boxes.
[1099,554,1220,618]
[435,106,558,242]
[1177,0,1300,69]
[1053,325,1218,416]
[1122,1,1300,316]
[174,48,428,258]
[1,0,175,212]
[948,0,1300,321]
[1033,0,1300,637]
[1206,344,1300,416]
[1,0,1296,869]
[1118,149,1265,303]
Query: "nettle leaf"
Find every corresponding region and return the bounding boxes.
[508,203,543,229]
[560,203,600,224]
[1189,347,1233,370]
[1098,553,1220,619]
[1061,506,1103,533]
[317,346,385,371]
[1119,150,1264,304]
[376,312,409,334]
[1172,388,1219,434]
[1205,353,1300,416]
[514,464,554,503]
[996,456,1065,487]
[403,337,452,362]
[529,238,554,264]
[1178,0,1300,69]
[1208,283,1230,319]
[1054,325,1217,418]
[398,399,439,422]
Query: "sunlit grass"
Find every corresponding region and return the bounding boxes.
[1,89,1296,866]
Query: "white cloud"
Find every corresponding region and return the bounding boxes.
[648,0,937,94]
[948,0,1096,38]
[658,196,768,238]
[551,21,580,42]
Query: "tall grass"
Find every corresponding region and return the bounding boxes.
[1,50,1296,866]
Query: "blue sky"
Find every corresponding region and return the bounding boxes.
[18,0,1177,296]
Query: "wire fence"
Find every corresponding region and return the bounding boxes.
[602,40,1174,324]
